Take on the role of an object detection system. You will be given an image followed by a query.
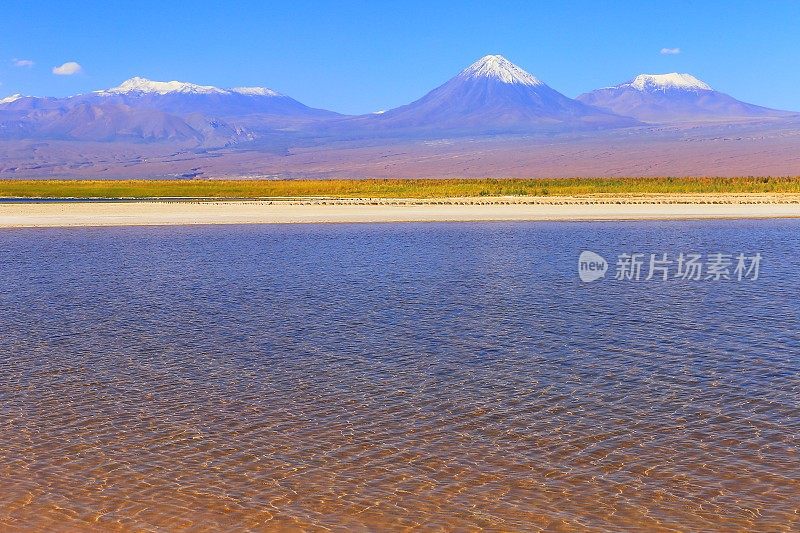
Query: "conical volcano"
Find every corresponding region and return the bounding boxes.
[577,73,794,123]
[372,55,637,133]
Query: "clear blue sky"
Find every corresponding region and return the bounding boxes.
[2,0,798,114]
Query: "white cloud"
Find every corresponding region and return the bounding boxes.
[52,61,82,75]
[12,58,34,67]
[660,47,681,55]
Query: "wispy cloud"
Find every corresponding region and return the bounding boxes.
[52,61,82,75]
[12,58,34,67]
[660,47,681,55]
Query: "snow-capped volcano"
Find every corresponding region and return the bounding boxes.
[370,54,636,133]
[458,55,543,86]
[578,73,790,122]
[0,76,337,145]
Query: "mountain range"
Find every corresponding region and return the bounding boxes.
[1,55,798,178]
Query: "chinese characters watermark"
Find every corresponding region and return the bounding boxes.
[578,251,761,283]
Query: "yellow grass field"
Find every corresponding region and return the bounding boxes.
[2,177,800,199]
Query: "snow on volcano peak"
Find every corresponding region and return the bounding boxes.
[458,55,543,86]
[99,77,228,95]
[95,77,283,98]
[0,93,24,104]
[626,73,712,92]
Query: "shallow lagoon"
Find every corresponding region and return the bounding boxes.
[0,221,797,531]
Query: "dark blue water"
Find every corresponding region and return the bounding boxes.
[0,221,798,531]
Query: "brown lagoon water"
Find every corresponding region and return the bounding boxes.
[0,221,798,532]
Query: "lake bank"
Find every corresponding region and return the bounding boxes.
[2,194,800,227]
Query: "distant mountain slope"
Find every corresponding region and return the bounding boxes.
[0,77,338,145]
[577,73,793,123]
[367,55,638,133]
[0,102,245,145]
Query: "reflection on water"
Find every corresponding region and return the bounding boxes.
[0,221,798,531]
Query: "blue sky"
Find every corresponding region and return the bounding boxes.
[1,0,799,114]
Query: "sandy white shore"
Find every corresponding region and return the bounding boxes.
[2,195,800,228]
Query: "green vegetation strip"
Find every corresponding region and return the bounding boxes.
[2,177,800,199]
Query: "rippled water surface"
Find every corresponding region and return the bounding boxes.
[1,221,798,532]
